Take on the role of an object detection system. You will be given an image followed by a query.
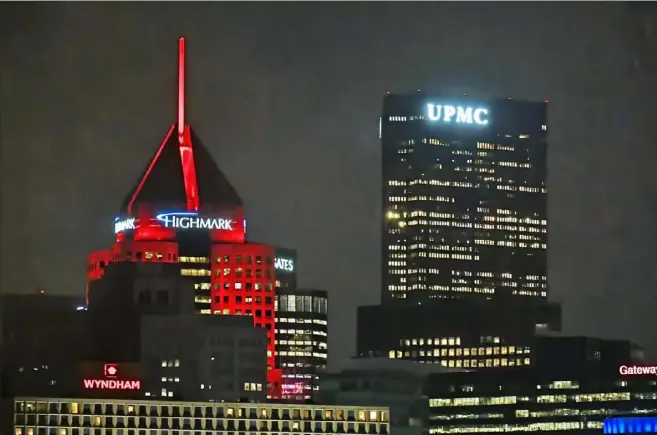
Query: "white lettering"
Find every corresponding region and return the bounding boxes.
[83,378,141,390]
[114,218,135,234]
[274,258,294,272]
[426,103,488,126]
[156,213,234,231]
[619,365,657,376]
[456,107,473,124]
[443,105,456,122]
[473,108,489,125]
[427,104,442,121]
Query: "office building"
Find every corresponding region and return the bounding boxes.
[141,314,267,402]
[424,336,654,435]
[2,263,268,403]
[275,288,328,401]
[319,358,446,435]
[380,93,547,303]
[357,299,535,369]
[1,294,91,398]
[7,397,390,435]
[84,38,308,397]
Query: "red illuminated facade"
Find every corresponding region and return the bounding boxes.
[86,37,281,398]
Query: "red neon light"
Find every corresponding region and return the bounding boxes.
[126,124,176,214]
[178,37,185,139]
[180,125,200,211]
[83,379,141,391]
[177,37,200,212]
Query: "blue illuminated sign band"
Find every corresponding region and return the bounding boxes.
[605,417,657,434]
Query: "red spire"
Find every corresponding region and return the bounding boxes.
[176,37,200,211]
[178,37,186,140]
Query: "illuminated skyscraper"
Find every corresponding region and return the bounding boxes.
[85,38,296,398]
[275,288,328,402]
[380,93,548,304]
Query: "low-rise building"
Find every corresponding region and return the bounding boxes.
[6,397,390,435]
[318,358,458,435]
[425,336,654,435]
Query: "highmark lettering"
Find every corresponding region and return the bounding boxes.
[114,218,136,234]
[155,212,234,231]
[82,379,141,390]
[274,257,294,272]
[426,104,489,125]
[619,365,657,376]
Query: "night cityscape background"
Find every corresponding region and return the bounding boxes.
[2,1,657,373]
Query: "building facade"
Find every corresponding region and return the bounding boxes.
[7,397,390,435]
[275,288,328,402]
[318,358,439,435]
[83,38,309,398]
[424,336,653,435]
[141,314,267,402]
[357,299,536,370]
[380,94,548,303]
[426,371,657,435]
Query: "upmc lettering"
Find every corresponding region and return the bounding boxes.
[83,379,141,391]
[158,216,234,231]
[427,104,489,125]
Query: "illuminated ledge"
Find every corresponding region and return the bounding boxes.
[604,417,657,434]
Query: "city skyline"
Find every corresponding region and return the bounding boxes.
[2,2,657,369]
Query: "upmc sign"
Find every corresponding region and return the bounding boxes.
[81,363,142,392]
[426,103,489,126]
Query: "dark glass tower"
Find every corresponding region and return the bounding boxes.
[381,94,548,304]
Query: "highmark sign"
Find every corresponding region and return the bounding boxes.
[426,103,489,126]
[114,212,238,234]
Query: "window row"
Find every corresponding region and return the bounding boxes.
[216,255,272,266]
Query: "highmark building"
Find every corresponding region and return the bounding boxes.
[8,398,389,435]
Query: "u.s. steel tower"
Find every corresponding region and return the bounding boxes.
[380,93,548,303]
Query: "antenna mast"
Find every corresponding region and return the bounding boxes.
[178,37,186,139]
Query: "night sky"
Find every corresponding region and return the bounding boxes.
[2,3,657,368]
